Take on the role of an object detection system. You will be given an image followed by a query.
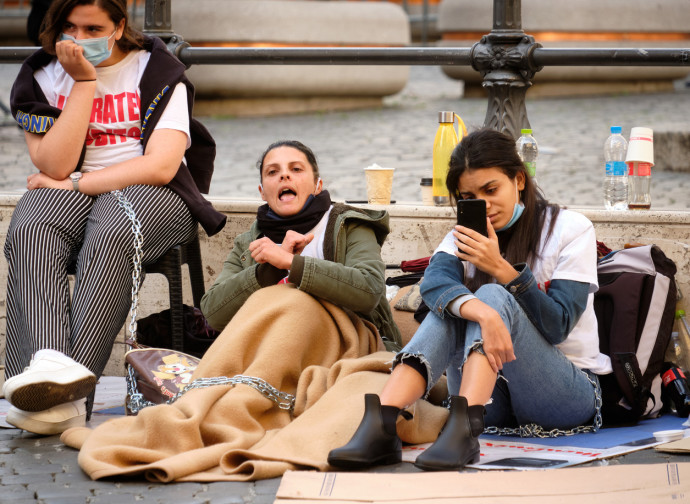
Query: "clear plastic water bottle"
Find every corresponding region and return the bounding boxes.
[676,309,690,366]
[516,128,538,179]
[603,126,628,210]
[665,332,690,374]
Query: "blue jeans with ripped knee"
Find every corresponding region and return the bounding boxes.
[394,283,599,430]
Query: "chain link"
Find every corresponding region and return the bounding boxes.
[113,189,148,414]
[114,190,296,415]
[126,375,296,414]
[482,372,603,438]
[171,376,295,410]
[112,189,144,342]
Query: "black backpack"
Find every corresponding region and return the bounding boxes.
[594,245,678,426]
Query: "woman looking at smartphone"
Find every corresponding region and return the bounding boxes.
[329,128,612,471]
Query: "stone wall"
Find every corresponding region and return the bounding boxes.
[0,195,688,375]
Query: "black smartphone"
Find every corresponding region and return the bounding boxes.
[457,199,487,237]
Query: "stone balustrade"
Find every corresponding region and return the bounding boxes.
[171,0,411,116]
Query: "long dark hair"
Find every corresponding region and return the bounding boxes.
[446,128,561,291]
[39,0,144,55]
[256,140,320,182]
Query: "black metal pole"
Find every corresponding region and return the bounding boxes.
[469,0,541,139]
[174,47,472,66]
[142,0,174,40]
[533,48,690,66]
[2,45,689,66]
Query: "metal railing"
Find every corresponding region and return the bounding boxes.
[1,0,689,139]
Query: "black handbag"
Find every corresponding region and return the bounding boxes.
[136,305,219,358]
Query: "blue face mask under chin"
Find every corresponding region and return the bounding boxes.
[60,30,116,66]
[496,182,525,232]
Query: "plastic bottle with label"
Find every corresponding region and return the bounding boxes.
[626,127,653,210]
[432,111,459,206]
[603,126,628,210]
[665,332,690,373]
[661,362,690,417]
[675,309,690,362]
[516,128,538,180]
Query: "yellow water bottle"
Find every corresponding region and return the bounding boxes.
[432,111,464,206]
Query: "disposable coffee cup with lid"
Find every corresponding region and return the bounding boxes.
[364,163,395,205]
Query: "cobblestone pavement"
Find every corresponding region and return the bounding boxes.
[0,416,685,504]
[1,64,690,502]
[2,65,690,208]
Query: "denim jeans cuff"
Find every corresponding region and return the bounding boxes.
[392,352,433,398]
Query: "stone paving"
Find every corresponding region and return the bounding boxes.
[1,64,690,502]
[1,65,690,208]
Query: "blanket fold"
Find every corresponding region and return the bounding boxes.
[61,285,447,481]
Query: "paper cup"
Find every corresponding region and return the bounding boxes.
[626,127,654,166]
[364,166,395,204]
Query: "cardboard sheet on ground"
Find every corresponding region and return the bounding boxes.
[401,414,690,470]
[0,375,126,429]
[274,463,690,503]
[657,436,690,454]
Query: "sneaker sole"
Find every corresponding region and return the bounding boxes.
[7,375,96,412]
[6,409,86,436]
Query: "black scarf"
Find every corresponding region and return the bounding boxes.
[256,190,332,243]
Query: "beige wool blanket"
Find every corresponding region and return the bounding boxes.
[61,285,448,482]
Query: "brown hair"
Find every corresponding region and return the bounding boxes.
[39,0,144,55]
[256,140,320,182]
[446,128,561,291]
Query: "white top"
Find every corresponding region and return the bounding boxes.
[275,206,333,283]
[435,208,612,374]
[300,205,333,260]
[33,50,190,173]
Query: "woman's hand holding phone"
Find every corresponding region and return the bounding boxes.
[455,217,517,283]
[454,217,498,265]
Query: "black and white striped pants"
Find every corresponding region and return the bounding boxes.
[4,185,197,380]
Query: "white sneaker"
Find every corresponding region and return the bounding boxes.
[3,349,96,412]
[6,400,86,435]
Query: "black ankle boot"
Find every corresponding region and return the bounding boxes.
[413,395,485,471]
[327,394,403,468]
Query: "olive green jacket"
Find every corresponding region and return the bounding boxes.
[200,203,402,351]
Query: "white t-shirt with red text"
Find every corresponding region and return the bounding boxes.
[33,49,189,173]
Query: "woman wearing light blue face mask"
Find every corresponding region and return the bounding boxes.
[329,129,610,472]
[4,0,225,435]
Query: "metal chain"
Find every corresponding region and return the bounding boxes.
[114,190,296,415]
[171,376,295,410]
[112,189,144,342]
[127,375,296,414]
[482,372,603,438]
[112,189,148,414]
